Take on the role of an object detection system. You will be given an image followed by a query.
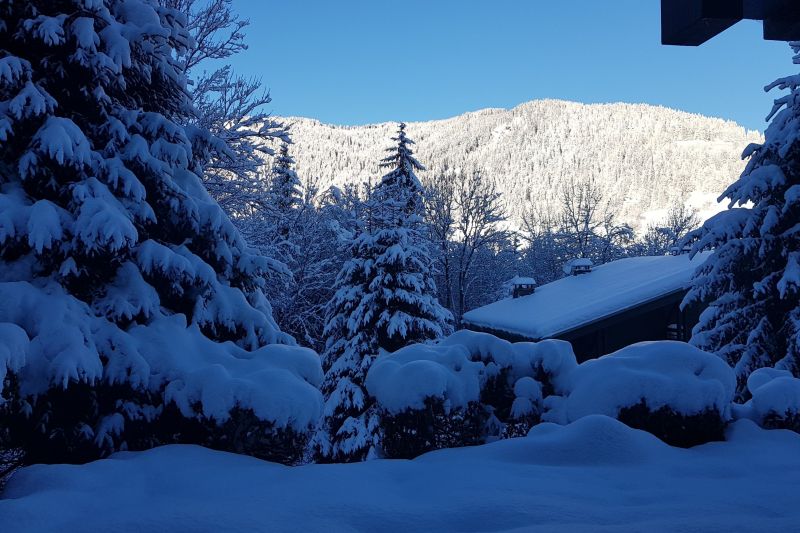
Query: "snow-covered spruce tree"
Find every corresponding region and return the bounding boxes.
[684,44,800,399]
[267,143,303,238]
[313,124,452,462]
[240,142,301,254]
[0,0,321,465]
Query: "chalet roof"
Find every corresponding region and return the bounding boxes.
[463,252,711,341]
[511,276,536,286]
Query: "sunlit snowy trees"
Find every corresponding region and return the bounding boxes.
[270,101,760,233]
[313,125,452,462]
[639,203,700,256]
[162,0,288,215]
[0,0,321,466]
[424,169,511,323]
[684,44,800,398]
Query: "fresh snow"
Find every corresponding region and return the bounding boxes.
[736,367,800,424]
[463,253,711,340]
[2,416,800,532]
[751,376,800,421]
[367,330,577,414]
[545,341,736,423]
[0,281,323,430]
[366,342,485,414]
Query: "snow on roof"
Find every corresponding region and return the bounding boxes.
[512,276,536,285]
[571,258,594,267]
[463,253,711,340]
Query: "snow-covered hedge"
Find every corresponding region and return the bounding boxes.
[367,334,738,453]
[545,341,736,447]
[736,368,800,433]
[366,330,577,457]
[0,281,323,464]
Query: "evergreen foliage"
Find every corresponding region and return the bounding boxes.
[313,125,452,462]
[684,44,800,398]
[0,0,320,465]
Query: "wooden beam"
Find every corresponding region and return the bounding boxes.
[662,0,743,46]
[762,0,800,41]
[663,0,800,45]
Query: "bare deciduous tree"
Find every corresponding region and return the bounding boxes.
[424,171,457,311]
[641,202,701,255]
[162,0,289,216]
[453,170,510,323]
[558,177,632,263]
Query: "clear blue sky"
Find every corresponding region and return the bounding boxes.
[226,0,793,132]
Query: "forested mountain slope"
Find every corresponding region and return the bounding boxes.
[277,100,762,230]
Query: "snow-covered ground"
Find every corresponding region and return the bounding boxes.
[2,416,799,533]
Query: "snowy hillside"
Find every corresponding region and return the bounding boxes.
[277,100,762,230]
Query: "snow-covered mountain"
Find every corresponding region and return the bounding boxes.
[277,100,762,231]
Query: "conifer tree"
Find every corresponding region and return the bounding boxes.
[313,124,452,462]
[0,0,320,465]
[269,144,303,210]
[267,143,303,238]
[684,44,800,398]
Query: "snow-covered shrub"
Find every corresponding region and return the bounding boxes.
[0,280,324,465]
[365,330,577,457]
[438,331,577,417]
[546,341,736,447]
[0,0,322,465]
[365,342,485,458]
[504,377,543,438]
[743,368,800,433]
[379,398,488,460]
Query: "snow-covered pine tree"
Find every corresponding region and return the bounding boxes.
[0,0,321,465]
[684,44,800,399]
[313,124,452,462]
[368,124,452,350]
[267,143,303,237]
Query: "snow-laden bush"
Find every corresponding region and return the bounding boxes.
[505,377,543,438]
[545,341,736,447]
[739,368,800,433]
[0,240,324,466]
[0,0,322,465]
[365,330,577,457]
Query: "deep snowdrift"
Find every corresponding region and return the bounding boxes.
[2,416,799,533]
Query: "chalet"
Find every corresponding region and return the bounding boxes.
[462,253,711,362]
